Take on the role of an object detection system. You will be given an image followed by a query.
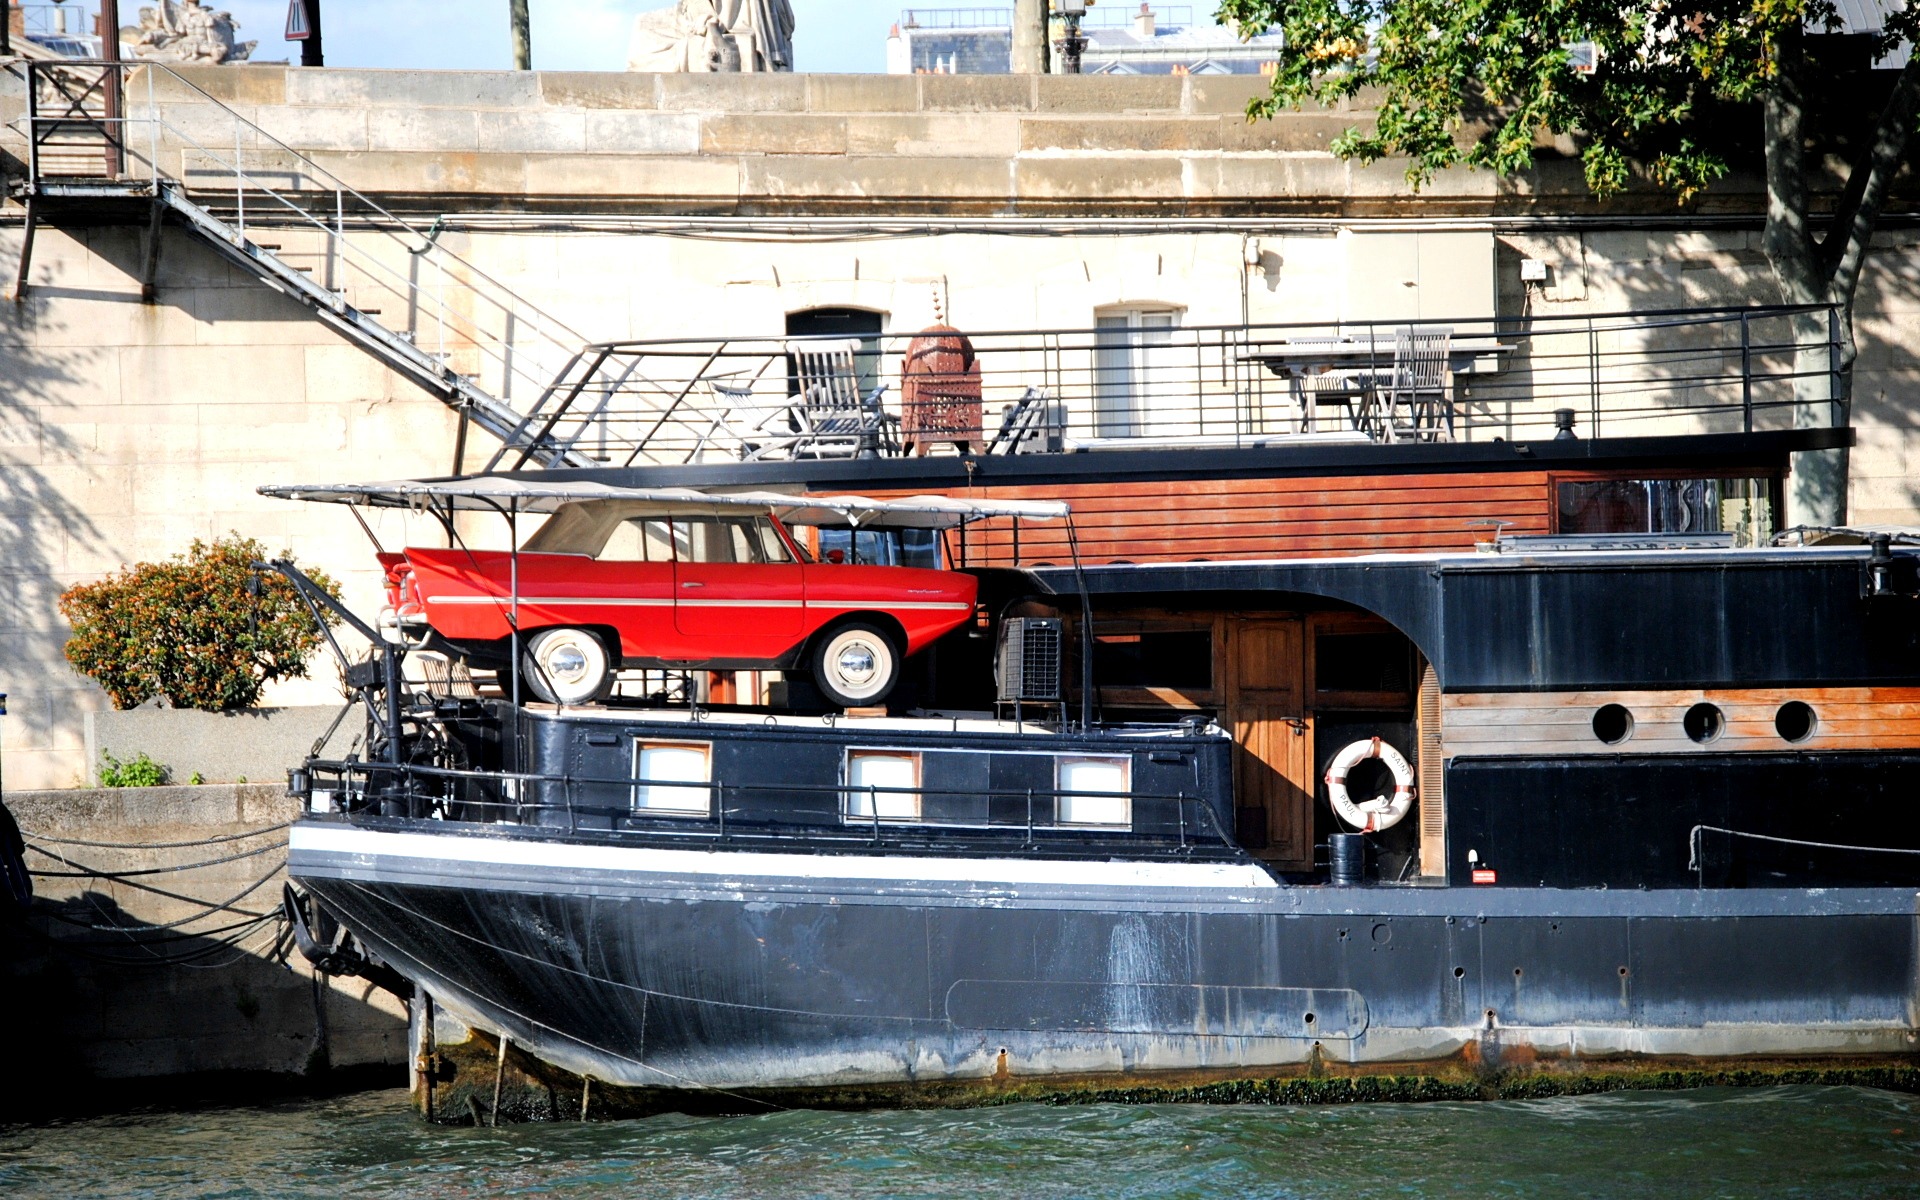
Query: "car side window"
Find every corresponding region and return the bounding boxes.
[598,518,674,562]
[753,518,793,563]
[673,517,769,564]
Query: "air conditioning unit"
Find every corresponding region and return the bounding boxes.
[996,617,1063,702]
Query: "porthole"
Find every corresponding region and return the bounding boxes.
[1774,700,1818,744]
[1683,702,1724,745]
[1591,703,1634,745]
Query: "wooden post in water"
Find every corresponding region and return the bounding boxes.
[491,1033,509,1126]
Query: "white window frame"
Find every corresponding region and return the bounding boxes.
[1055,755,1132,829]
[1093,306,1181,438]
[632,740,713,815]
[843,749,924,823]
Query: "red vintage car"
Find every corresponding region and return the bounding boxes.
[381,499,980,707]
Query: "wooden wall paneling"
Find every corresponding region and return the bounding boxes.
[860,471,1559,566]
[1440,687,1920,756]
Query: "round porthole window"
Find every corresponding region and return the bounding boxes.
[1591,703,1634,745]
[1774,700,1818,744]
[1683,702,1724,745]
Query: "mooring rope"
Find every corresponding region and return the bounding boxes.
[20,820,293,851]
[24,838,287,877]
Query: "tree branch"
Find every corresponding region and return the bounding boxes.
[1821,53,1920,305]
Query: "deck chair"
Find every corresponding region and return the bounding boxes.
[985,386,1061,454]
[687,371,808,462]
[785,339,900,458]
[679,353,806,460]
[1373,326,1454,442]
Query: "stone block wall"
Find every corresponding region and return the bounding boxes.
[98,64,1623,215]
[2,784,406,1108]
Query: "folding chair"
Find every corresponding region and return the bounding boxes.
[1375,326,1454,442]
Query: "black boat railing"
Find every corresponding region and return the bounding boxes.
[294,757,1238,856]
[481,304,1845,469]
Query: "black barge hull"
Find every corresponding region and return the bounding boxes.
[291,821,1920,1096]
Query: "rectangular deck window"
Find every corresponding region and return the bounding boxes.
[632,741,712,814]
[1056,756,1132,828]
[845,751,923,822]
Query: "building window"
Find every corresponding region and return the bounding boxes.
[1093,307,1180,437]
[787,307,886,397]
[845,750,923,822]
[1056,755,1132,828]
[633,741,712,814]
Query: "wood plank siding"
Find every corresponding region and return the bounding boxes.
[936,472,1555,566]
[1441,688,1920,757]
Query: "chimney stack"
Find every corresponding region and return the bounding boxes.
[1135,3,1155,37]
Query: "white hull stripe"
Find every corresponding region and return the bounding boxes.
[427,596,969,612]
[290,824,1279,890]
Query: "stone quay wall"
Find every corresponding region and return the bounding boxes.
[1,784,406,1114]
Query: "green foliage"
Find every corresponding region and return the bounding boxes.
[98,751,168,788]
[59,534,341,712]
[1217,0,1913,203]
[188,771,205,786]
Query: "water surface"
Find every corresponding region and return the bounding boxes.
[3,1085,1917,1198]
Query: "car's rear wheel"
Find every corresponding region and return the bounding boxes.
[520,628,613,705]
[809,620,899,708]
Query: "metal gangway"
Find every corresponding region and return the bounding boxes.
[8,58,597,468]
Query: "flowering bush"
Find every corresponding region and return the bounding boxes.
[59,534,340,711]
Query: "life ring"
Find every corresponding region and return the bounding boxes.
[1324,737,1415,832]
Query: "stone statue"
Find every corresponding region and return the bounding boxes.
[126,0,256,65]
[627,0,794,72]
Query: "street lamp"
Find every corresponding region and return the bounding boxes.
[1054,0,1086,74]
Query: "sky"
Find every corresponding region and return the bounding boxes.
[170,1,966,74]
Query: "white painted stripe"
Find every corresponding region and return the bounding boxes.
[425,596,967,612]
[809,601,972,611]
[290,823,1279,890]
[428,596,672,606]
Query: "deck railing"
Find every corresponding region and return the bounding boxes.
[487,305,1844,468]
[297,757,1235,855]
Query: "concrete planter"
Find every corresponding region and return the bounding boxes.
[84,705,351,787]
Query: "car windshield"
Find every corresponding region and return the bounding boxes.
[816,526,943,567]
[521,502,797,564]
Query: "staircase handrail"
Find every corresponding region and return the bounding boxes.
[16,59,591,455]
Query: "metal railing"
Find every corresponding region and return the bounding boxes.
[899,6,1197,28]
[13,59,591,456]
[486,305,1844,468]
[300,756,1236,855]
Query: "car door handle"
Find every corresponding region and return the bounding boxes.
[680,582,704,588]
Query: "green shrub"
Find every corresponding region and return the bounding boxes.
[98,751,168,788]
[59,534,341,711]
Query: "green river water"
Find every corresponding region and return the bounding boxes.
[3,1085,1918,1198]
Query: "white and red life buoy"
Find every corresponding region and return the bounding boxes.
[1324,737,1416,832]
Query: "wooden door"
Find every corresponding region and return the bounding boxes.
[1224,617,1316,871]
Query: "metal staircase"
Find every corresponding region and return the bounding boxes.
[8,59,598,468]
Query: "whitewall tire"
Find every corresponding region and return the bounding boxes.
[810,621,899,708]
[521,628,613,706]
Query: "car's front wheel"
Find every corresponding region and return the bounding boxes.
[809,621,900,708]
[520,628,614,705]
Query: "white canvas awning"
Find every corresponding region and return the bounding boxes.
[257,477,1069,529]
